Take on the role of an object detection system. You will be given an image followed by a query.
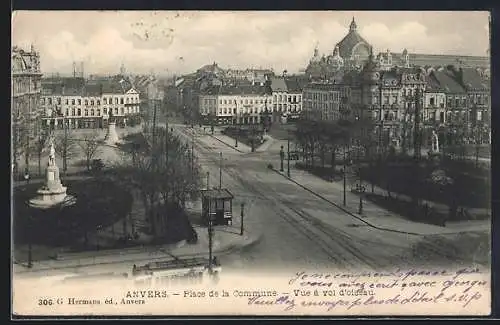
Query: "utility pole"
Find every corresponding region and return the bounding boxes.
[413,88,422,160]
[208,199,213,271]
[27,213,33,268]
[240,203,245,236]
[235,101,238,147]
[219,152,223,189]
[343,145,347,207]
[280,145,284,172]
[191,132,195,179]
[287,137,291,178]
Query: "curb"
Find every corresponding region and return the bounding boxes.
[270,167,424,237]
[13,231,263,274]
[207,133,246,153]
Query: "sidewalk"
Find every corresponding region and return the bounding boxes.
[13,226,261,274]
[266,157,490,236]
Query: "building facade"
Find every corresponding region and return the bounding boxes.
[12,45,43,174]
[40,77,140,129]
[199,84,272,125]
[302,83,341,121]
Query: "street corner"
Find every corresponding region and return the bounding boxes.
[213,228,263,256]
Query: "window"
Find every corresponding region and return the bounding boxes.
[115,98,119,104]
[57,98,61,105]
[120,98,124,105]
[91,100,95,106]
[72,99,75,105]
[48,98,52,105]
[91,109,95,116]
[115,108,118,115]
[103,98,107,105]
[65,108,69,116]
[84,109,88,116]
[96,109,100,116]
[77,108,81,116]
[121,107,124,115]
[104,108,107,114]
[72,108,75,116]
[85,99,89,105]
[430,97,435,106]
[78,99,81,105]
[97,100,100,105]
[440,112,444,123]
[127,98,130,104]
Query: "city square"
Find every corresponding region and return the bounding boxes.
[12,11,490,284]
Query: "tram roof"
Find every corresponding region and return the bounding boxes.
[201,188,234,200]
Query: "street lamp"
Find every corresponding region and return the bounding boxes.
[287,137,291,178]
[342,146,347,206]
[280,145,285,172]
[240,202,245,236]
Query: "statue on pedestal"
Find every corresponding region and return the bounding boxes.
[48,139,56,166]
[431,130,440,153]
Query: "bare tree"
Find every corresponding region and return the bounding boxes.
[54,121,77,175]
[78,131,102,171]
[33,125,50,176]
[12,112,25,178]
[115,127,201,240]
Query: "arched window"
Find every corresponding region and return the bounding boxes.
[103,98,107,104]
[91,109,95,116]
[97,109,101,116]
[91,100,94,106]
[85,99,88,105]
[84,109,89,116]
[103,108,107,114]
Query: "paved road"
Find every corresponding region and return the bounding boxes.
[173,126,424,274]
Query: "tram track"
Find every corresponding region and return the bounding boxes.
[179,127,380,270]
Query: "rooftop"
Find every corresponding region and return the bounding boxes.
[201,188,234,200]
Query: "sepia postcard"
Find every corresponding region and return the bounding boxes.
[11,10,491,317]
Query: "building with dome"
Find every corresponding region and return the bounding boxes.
[305,17,489,81]
[12,45,43,175]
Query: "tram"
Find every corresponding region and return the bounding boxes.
[131,257,221,287]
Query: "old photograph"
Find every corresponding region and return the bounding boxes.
[11,11,491,316]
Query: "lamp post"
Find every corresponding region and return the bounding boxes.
[234,100,238,147]
[219,152,223,189]
[240,202,245,236]
[342,146,347,206]
[280,145,285,172]
[27,211,33,268]
[287,137,291,178]
[208,200,214,271]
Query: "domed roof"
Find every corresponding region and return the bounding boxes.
[336,17,371,59]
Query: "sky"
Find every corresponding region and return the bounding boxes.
[12,11,490,76]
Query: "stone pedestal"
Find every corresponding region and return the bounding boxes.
[29,161,72,209]
[104,121,120,145]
